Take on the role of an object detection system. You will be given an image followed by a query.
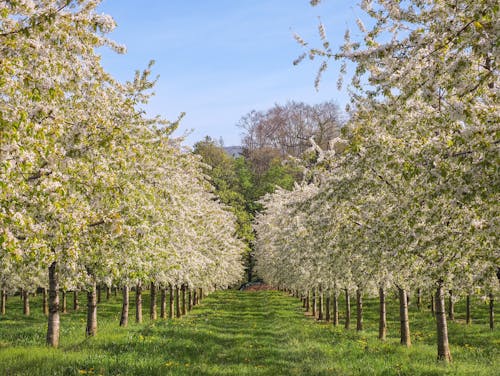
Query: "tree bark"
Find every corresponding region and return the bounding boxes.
[97,284,101,304]
[398,287,411,347]
[431,294,435,315]
[106,285,110,300]
[160,287,167,319]
[333,292,339,326]
[46,262,60,347]
[73,290,79,311]
[188,288,192,311]
[199,288,203,302]
[436,282,452,362]
[356,288,363,331]
[312,288,316,318]
[318,286,323,320]
[306,290,310,312]
[345,289,351,329]
[417,288,421,311]
[325,293,331,321]
[61,291,67,313]
[489,293,494,330]
[448,290,454,321]
[192,288,197,306]
[86,282,97,337]
[150,282,157,320]
[466,294,471,325]
[169,284,174,319]
[42,288,48,315]
[135,282,143,323]
[181,284,186,316]
[1,288,6,315]
[175,285,180,318]
[23,290,30,316]
[120,285,129,327]
[379,287,387,340]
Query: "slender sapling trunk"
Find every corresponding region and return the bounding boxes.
[436,282,452,362]
[46,262,60,347]
[86,281,97,337]
[120,285,129,327]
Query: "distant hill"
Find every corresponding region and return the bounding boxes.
[223,146,243,158]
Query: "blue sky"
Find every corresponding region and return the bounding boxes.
[98,1,360,146]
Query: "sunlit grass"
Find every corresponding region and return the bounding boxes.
[0,289,498,375]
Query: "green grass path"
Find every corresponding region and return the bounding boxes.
[0,290,498,375]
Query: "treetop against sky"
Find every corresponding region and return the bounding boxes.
[97,0,359,146]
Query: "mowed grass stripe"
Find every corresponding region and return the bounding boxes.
[0,290,498,375]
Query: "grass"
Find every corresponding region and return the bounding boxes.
[0,289,498,375]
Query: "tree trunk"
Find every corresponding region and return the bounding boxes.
[417,288,421,311]
[436,282,452,362]
[114,286,118,297]
[325,293,331,322]
[192,288,197,306]
[306,290,310,312]
[23,290,30,316]
[120,286,129,327]
[379,287,387,340]
[135,282,142,323]
[333,292,339,326]
[431,294,435,315]
[150,282,157,320]
[312,288,316,318]
[1,288,6,315]
[466,294,471,325]
[86,282,97,337]
[106,285,110,300]
[188,288,192,311]
[181,284,186,316]
[356,288,363,331]
[160,288,167,319]
[169,284,174,319]
[398,287,411,347]
[73,290,79,311]
[318,286,323,321]
[448,290,454,321]
[46,262,60,347]
[175,285,180,318]
[61,291,67,313]
[199,288,203,302]
[489,293,494,330]
[345,289,351,329]
[42,288,48,315]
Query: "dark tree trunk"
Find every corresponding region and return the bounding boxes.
[318,286,323,320]
[120,285,129,327]
[42,288,48,315]
[150,282,157,320]
[379,287,387,340]
[325,293,331,321]
[1,288,6,315]
[431,294,435,315]
[46,262,60,347]
[489,293,494,330]
[188,288,192,311]
[160,287,167,319]
[86,282,97,337]
[448,290,454,321]
[192,288,197,306]
[345,289,351,329]
[135,282,143,323]
[306,290,310,312]
[436,282,452,362]
[175,285,180,318]
[181,284,186,316]
[312,288,316,318]
[198,288,203,302]
[398,287,411,347]
[356,288,363,331]
[73,290,79,311]
[61,290,67,313]
[114,286,118,297]
[417,288,421,311]
[466,294,471,325]
[333,292,339,326]
[106,285,110,300]
[168,284,174,319]
[23,290,30,316]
